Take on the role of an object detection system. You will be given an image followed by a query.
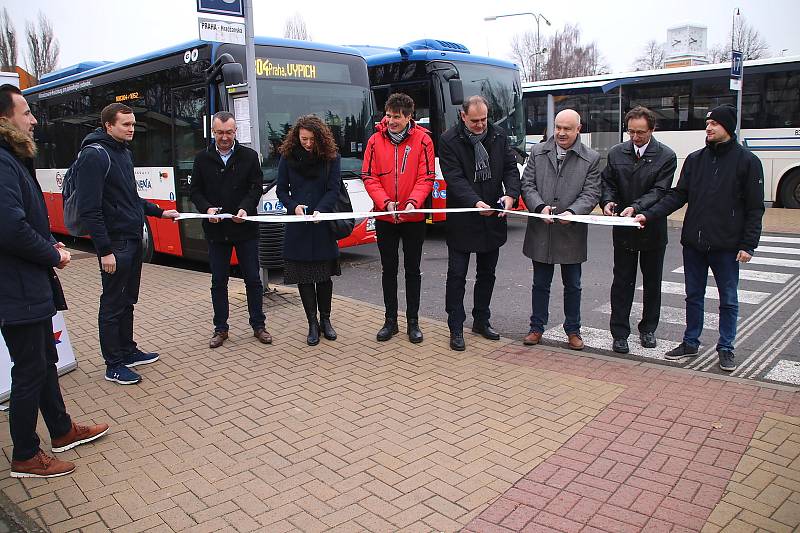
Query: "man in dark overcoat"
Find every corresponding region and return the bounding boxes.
[439,95,521,351]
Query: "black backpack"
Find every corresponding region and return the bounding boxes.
[62,143,110,236]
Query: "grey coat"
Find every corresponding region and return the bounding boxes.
[521,136,601,264]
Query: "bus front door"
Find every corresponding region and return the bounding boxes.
[171,85,209,261]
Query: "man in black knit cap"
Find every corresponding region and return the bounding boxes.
[635,104,764,372]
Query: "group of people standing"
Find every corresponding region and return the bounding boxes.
[0,79,763,479]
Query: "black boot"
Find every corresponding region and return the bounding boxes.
[298,283,319,345]
[316,280,337,340]
[307,320,320,346]
[407,318,423,344]
[376,317,399,341]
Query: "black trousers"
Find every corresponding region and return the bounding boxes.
[375,220,426,320]
[1,319,72,461]
[99,238,142,368]
[609,245,666,340]
[445,247,500,332]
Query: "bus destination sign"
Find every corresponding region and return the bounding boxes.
[255,58,351,83]
[115,91,140,103]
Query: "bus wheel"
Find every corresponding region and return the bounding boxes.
[780,170,800,209]
[142,220,155,263]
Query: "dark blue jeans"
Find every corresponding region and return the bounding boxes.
[683,246,739,352]
[530,262,582,335]
[375,220,426,320]
[99,238,143,368]
[208,238,265,333]
[445,247,500,332]
[2,319,72,461]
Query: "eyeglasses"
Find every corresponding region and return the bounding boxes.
[627,129,651,136]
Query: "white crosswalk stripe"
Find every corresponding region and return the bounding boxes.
[672,267,793,284]
[765,360,800,385]
[761,236,800,245]
[748,256,800,268]
[644,281,769,304]
[594,302,719,330]
[542,326,680,360]
[756,245,800,256]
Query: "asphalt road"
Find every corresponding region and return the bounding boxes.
[306,217,800,387]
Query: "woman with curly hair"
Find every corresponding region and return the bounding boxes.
[276,115,342,346]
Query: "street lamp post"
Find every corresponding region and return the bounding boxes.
[484,12,551,81]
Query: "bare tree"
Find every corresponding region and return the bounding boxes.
[632,40,665,71]
[25,11,59,80]
[543,24,608,80]
[0,8,17,72]
[283,13,311,41]
[510,31,536,82]
[706,16,769,63]
[731,16,769,60]
[707,43,729,64]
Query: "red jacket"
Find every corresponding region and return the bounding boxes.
[361,118,435,223]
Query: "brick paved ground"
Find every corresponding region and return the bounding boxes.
[1,254,798,532]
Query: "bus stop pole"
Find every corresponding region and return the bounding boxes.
[243,0,270,290]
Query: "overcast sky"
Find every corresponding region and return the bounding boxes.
[4,0,799,75]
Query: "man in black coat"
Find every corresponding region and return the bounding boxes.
[636,104,765,372]
[601,106,676,354]
[0,84,108,478]
[439,95,521,351]
[76,103,179,385]
[190,111,271,349]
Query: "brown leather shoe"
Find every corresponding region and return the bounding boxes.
[10,450,75,478]
[254,328,272,344]
[52,421,110,453]
[523,331,542,345]
[567,333,584,350]
[209,331,228,349]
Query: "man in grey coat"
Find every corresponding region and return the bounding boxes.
[520,109,601,350]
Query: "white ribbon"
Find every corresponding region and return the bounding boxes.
[177,208,641,227]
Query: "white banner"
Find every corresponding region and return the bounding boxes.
[178,207,642,227]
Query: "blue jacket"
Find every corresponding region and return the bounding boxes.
[276,152,340,262]
[76,128,163,257]
[0,119,61,326]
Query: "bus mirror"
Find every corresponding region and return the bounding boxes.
[221,63,244,87]
[449,79,464,106]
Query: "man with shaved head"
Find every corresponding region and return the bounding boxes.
[520,109,601,350]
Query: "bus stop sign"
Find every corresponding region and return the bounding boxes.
[730,50,743,91]
[197,0,243,17]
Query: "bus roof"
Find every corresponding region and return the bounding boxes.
[523,55,800,94]
[25,37,366,94]
[352,38,519,70]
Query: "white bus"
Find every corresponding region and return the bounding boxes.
[522,56,800,208]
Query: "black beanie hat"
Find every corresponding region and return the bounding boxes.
[706,104,737,137]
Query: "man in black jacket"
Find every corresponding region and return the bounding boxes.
[635,104,765,372]
[190,111,271,349]
[0,84,108,478]
[601,106,676,354]
[439,95,521,351]
[76,103,179,385]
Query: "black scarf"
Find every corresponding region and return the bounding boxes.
[288,145,324,178]
[462,122,491,182]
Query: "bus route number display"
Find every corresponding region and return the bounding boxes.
[255,58,351,84]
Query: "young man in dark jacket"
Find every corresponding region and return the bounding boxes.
[0,84,108,478]
[76,103,179,385]
[636,104,765,371]
[362,93,435,343]
[601,106,676,354]
[439,95,521,351]
[190,111,271,349]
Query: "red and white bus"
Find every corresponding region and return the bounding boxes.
[24,36,377,266]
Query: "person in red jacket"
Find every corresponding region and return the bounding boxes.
[362,93,434,343]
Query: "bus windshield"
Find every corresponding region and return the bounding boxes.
[444,62,526,153]
[257,80,370,180]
